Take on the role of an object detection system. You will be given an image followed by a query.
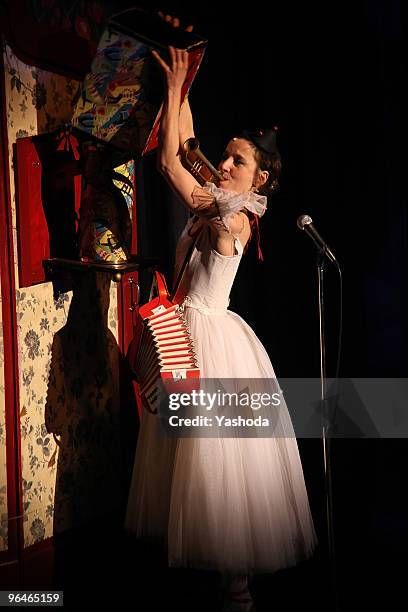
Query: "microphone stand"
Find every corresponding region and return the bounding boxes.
[317,250,339,610]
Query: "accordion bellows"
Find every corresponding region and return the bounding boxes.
[127,272,200,414]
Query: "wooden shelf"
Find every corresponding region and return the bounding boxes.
[43,255,159,282]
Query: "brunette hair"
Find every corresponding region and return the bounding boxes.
[235,128,282,197]
[251,145,282,196]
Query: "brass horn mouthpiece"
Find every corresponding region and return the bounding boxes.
[182,138,224,186]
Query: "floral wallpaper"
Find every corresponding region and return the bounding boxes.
[44,273,123,536]
[3,43,126,547]
[0,278,7,552]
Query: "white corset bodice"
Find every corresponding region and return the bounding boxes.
[176,221,243,315]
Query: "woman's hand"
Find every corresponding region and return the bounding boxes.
[153,12,193,92]
[152,46,189,93]
[154,11,198,206]
[157,11,193,32]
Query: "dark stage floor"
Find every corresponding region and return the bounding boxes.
[49,512,404,611]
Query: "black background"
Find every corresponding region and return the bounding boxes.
[16,0,401,608]
[132,0,408,377]
[2,0,407,608]
[127,1,408,607]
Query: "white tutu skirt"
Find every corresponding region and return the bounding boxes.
[125,307,318,573]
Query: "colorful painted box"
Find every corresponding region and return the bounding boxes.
[71,8,207,160]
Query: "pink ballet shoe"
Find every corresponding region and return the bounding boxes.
[222,591,256,612]
[222,576,256,612]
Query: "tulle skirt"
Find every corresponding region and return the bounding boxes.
[125,306,318,573]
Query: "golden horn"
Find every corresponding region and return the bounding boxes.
[182,138,224,185]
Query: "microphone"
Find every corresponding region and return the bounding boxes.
[297,214,337,263]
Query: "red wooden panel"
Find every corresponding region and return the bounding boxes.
[74,175,82,222]
[0,46,23,568]
[117,163,138,355]
[14,138,49,287]
[14,136,81,288]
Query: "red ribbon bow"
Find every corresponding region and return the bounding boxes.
[249,214,264,262]
[56,130,80,160]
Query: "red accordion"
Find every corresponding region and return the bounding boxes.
[127,270,200,414]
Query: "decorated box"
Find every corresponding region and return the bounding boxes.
[71,8,207,160]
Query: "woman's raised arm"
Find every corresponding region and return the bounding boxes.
[179,95,195,152]
[153,47,202,211]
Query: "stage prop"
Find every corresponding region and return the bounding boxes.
[13,9,207,283]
